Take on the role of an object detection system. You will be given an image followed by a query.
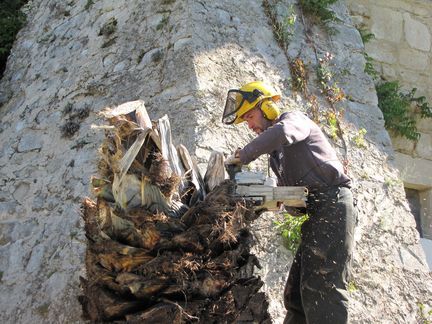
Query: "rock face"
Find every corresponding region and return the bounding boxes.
[0,0,431,323]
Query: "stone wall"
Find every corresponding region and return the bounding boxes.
[0,0,201,322]
[347,0,432,242]
[347,0,432,101]
[0,0,431,323]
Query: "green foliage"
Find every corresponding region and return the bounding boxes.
[376,81,432,141]
[156,13,170,31]
[418,303,432,324]
[364,53,379,79]
[274,213,308,253]
[347,281,358,293]
[0,0,27,77]
[263,1,297,51]
[289,57,308,93]
[35,303,50,317]
[325,111,339,140]
[358,29,378,79]
[316,52,345,104]
[99,17,117,37]
[299,0,339,24]
[383,176,401,188]
[415,92,432,119]
[84,0,94,10]
[359,28,375,44]
[353,128,367,148]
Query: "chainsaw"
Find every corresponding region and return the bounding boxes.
[225,162,308,212]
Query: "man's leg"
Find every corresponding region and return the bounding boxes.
[300,188,356,324]
[283,248,306,324]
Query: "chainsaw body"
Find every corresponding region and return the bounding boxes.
[232,170,308,211]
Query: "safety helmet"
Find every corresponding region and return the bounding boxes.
[222,81,281,125]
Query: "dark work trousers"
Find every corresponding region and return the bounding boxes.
[283,187,356,324]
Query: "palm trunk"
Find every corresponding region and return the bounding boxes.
[79,100,270,323]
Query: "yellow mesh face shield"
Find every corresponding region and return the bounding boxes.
[222,89,263,125]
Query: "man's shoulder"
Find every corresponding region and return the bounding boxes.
[278,110,309,122]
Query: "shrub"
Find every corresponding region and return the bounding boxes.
[299,0,339,24]
[274,213,309,253]
[0,0,27,77]
[263,1,296,51]
[376,81,432,141]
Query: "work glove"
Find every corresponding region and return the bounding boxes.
[225,149,242,181]
[224,148,242,165]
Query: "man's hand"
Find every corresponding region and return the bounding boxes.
[225,148,242,180]
[225,148,241,165]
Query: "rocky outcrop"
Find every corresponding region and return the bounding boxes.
[0,0,431,323]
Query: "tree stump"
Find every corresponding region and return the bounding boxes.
[79,100,271,323]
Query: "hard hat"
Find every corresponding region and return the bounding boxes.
[222,81,281,125]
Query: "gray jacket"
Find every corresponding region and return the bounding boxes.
[238,111,351,190]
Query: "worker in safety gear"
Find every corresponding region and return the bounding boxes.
[222,81,356,324]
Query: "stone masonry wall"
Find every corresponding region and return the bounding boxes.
[347,0,432,240]
[347,0,432,101]
[0,0,431,323]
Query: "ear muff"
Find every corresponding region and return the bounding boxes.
[260,100,280,121]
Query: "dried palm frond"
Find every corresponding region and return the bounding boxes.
[125,302,186,323]
[158,115,185,188]
[97,199,160,250]
[100,100,152,130]
[204,151,226,192]
[177,144,206,205]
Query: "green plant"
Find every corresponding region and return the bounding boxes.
[299,0,339,25]
[359,28,375,44]
[63,102,74,115]
[101,37,116,48]
[307,95,320,123]
[347,281,358,293]
[359,170,370,180]
[36,303,50,317]
[325,111,339,140]
[99,17,117,37]
[358,28,378,79]
[414,91,432,118]
[156,13,170,31]
[376,81,432,141]
[263,1,297,51]
[47,270,56,278]
[353,128,367,148]
[384,177,401,187]
[316,52,345,104]
[289,57,308,93]
[84,0,94,10]
[274,213,309,253]
[418,303,432,324]
[0,0,27,77]
[364,53,379,79]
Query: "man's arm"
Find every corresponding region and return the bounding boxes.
[239,114,311,164]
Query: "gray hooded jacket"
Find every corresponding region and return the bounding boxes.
[238,111,351,191]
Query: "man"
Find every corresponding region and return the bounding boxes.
[222,81,356,324]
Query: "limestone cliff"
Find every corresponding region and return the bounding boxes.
[0,0,431,323]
